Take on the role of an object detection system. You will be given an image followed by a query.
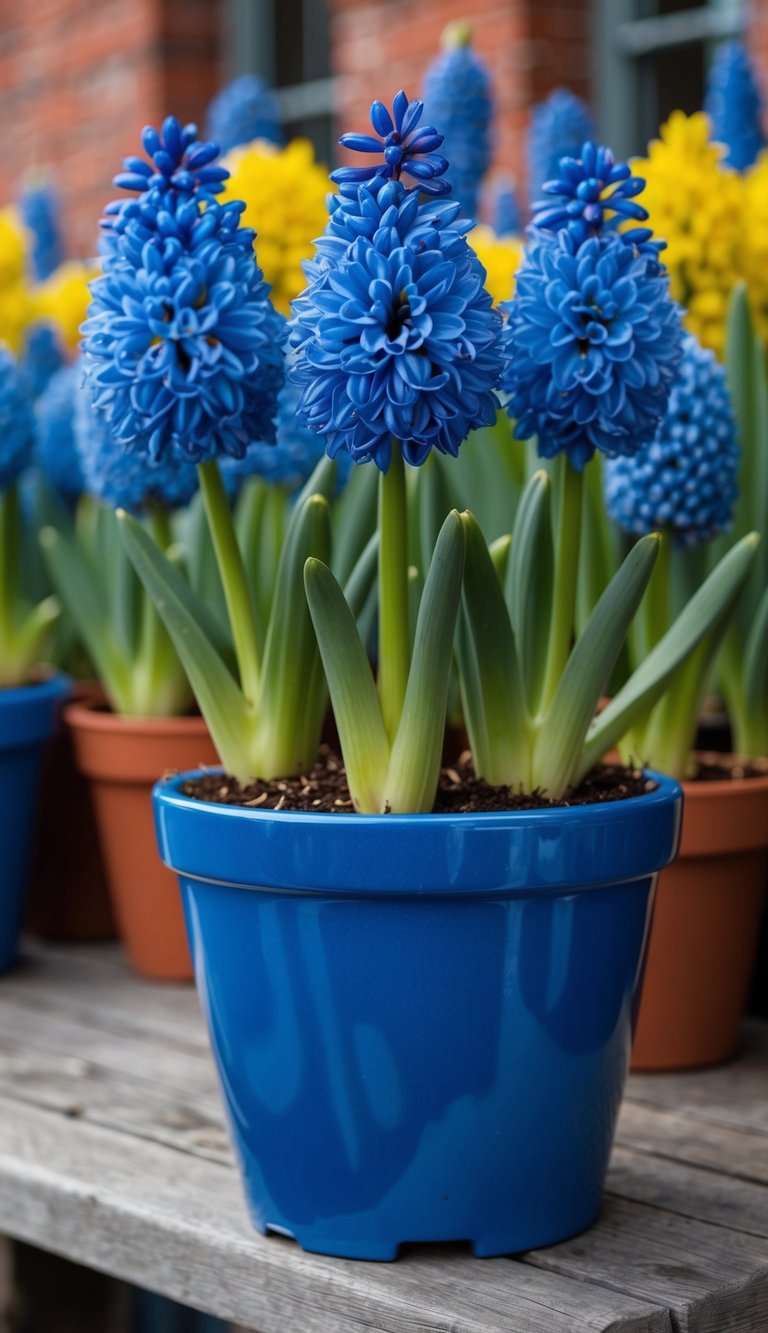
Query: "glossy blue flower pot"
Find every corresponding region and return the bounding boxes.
[0,674,70,973]
[154,771,682,1261]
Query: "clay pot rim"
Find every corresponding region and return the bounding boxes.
[64,697,210,738]
[682,751,768,800]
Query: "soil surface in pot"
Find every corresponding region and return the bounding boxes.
[687,752,768,782]
[179,747,655,813]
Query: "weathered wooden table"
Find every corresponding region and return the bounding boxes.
[0,942,765,1333]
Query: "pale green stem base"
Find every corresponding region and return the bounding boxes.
[377,441,410,742]
[199,460,261,707]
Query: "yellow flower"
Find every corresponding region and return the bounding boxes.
[632,111,743,357]
[470,226,523,307]
[0,207,27,287]
[741,153,768,343]
[221,138,331,316]
[35,260,100,352]
[0,207,36,354]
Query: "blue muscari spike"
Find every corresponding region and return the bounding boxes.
[206,74,282,154]
[704,40,766,172]
[20,323,64,402]
[527,88,596,205]
[422,25,493,219]
[34,363,84,500]
[491,177,521,236]
[19,180,63,281]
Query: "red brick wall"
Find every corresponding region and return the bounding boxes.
[0,0,224,259]
[328,0,592,214]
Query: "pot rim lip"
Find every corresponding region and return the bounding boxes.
[0,671,70,705]
[681,752,768,799]
[64,697,210,737]
[154,765,682,827]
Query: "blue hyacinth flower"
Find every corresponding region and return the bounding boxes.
[423,27,493,219]
[221,377,351,493]
[527,88,596,205]
[20,323,64,402]
[533,140,662,264]
[331,91,451,197]
[705,40,766,172]
[19,180,63,281]
[83,115,285,465]
[206,74,282,154]
[74,373,198,513]
[491,177,521,236]
[0,347,36,492]
[290,177,501,470]
[34,363,84,500]
[500,228,684,470]
[604,333,739,547]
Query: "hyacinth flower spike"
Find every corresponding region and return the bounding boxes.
[84,116,373,777]
[452,139,758,799]
[293,92,502,812]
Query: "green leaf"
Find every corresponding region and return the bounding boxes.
[118,510,251,775]
[505,469,552,714]
[489,534,511,583]
[579,532,760,781]
[743,584,768,726]
[385,510,465,812]
[533,534,660,797]
[415,452,452,580]
[304,556,390,813]
[260,493,331,776]
[40,525,134,713]
[458,510,529,787]
[330,460,378,585]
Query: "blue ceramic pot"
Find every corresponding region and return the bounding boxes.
[154,771,682,1260]
[0,674,70,973]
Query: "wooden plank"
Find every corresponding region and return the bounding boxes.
[522,1195,768,1333]
[626,1023,768,1138]
[616,1100,768,1186]
[607,1145,768,1239]
[0,1096,672,1333]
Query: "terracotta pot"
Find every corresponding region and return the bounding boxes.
[65,700,217,980]
[26,682,115,942]
[632,759,768,1071]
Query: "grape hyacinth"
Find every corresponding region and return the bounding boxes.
[0,347,36,491]
[331,90,450,196]
[20,322,64,401]
[500,141,684,470]
[423,23,492,219]
[221,377,351,493]
[527,89,596,206]
[705,40,765,172]
[34,363,84,500]
[491,176,521,237]
[604,333,738,547]
[291,100,502,470]
[82,115,285,464]
[206,74,282,155]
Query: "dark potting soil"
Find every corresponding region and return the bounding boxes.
[688,752,768,783]
[178,746,656,814]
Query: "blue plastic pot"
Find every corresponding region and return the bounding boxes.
[154,771,682,1260]
[0,674,70,973]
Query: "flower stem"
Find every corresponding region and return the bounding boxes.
[378,439,410,742]
[133,505,187,716]
[540,455,584,711]
[198,459,261,706]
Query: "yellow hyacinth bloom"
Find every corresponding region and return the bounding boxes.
[0,207,27,287]
[221,138,331,316]
[470,226,523,307]
[741,153,768,343]
[35,260,100,352]
[0,208,36,354]
[633,111,743,356]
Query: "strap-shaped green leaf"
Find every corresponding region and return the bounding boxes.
[260,494,331,776]
[489,534,511,582]
[385,510,465,812]
[505,469,553,714]
[458,510,529,787]
[40,525,134,713]
[578,532,760,781]
[304,556,390,813]
[744,584,768,723]
[416,453,452,581]
[331,459,378,585]
[118,511,251,776]
[534,534,660,797]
